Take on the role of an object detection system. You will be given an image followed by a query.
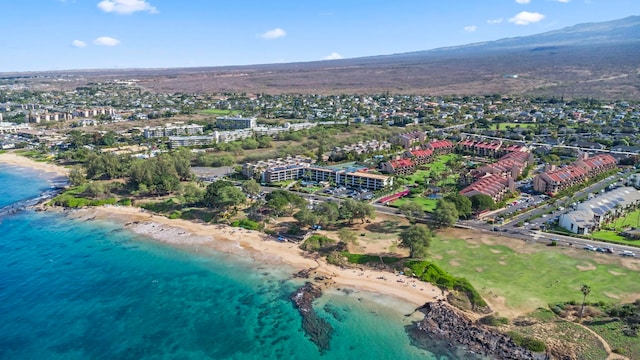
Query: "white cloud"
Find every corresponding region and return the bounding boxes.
[508,11,545,25]
[97,0,157,14]
[464,25,477,32]
[72,40,87,48]
[93,36,120,46]
[259,28,287,40]
[515,0,531,3]
[487,18,503,25]
[323,52,343,60]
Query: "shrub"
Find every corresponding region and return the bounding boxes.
[509,332,546,352]
[479,315,510,326]
[230,218,260,230]
[168,211,182,219]
[300,235,336,252]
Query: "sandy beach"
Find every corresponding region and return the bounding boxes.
[71,205,445,307]
[0,152,69,177]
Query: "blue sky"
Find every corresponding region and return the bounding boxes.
[2,0,639,72]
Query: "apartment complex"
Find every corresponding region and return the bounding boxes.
[216,116,257,130]
[242,157,392,190]
[143,123,204,138]
[533,153,617,195]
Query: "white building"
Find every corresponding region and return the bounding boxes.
[559,187,640,234]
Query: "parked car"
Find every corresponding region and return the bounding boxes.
[621,250,637,257]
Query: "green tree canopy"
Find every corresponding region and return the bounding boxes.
[242,178,262,197]
[469,194,495,213]
[431,198,459,228]
[444,193,473,219]
[399,201,424,223]
[398,224,433,259]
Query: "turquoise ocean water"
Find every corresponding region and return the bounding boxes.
[0,166,462,360]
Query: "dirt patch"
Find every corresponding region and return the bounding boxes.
[608,270,626,276]
[446,249,458,255]
[431,254,443,260]
[498,261,508,266]
[603,292,621,299]
[449,259,461,266]
[490,249,503,254]
[576,263,597,271]
[475,267,484,273]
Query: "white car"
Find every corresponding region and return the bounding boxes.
[621,250,636,257]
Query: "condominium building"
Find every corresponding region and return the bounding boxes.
[143,123,204,138]
[216,116,257,130]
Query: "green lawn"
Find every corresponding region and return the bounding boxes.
[494,122,537,130]
[587,320,640,359]
[429,235,640,312]
[199,109,240,116]
[590,208,640,246]
[392,196,438,212]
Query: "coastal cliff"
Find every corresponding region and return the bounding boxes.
[408,302,544,360]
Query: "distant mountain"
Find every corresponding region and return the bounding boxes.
[7,16,640,100]
[409,15,640,56]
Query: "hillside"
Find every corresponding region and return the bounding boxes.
[3,16,640,100]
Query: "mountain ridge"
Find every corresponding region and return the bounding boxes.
[5,16,640,100]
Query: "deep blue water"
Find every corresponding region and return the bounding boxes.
[0,165,449,359]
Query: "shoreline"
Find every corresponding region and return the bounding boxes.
[0,152,69,178]
[70,205,447,308]
[0,153,444,307]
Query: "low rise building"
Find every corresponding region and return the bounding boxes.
[143,123,204,138]
[559,187,640,234]
[459,173,515,202]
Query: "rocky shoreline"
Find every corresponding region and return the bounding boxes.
[408,301,546,360]
[290,282,334,353]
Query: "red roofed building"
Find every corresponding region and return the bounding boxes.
[472,151,534,180]
[533,165,588,195]
[380,158,415,175]
[533,153,617,195]
[575,153,617,177]
[405,148,434,166]
[426,139,454,155]
[460,174,515,202]
[457,139,503,158]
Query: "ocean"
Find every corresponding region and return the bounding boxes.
[0,165,458,360]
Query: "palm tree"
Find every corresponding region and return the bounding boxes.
[578,284,591,321]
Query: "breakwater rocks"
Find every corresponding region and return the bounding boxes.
[290,282,333,353]
[409,302,543,360]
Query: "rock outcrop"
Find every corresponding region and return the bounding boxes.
[290,282,333,353]
[409,301,544,360]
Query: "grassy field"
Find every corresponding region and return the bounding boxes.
[494,122,537,130]
[392,196,438,212]
[429,230,640,314]
[199,109,240,116]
